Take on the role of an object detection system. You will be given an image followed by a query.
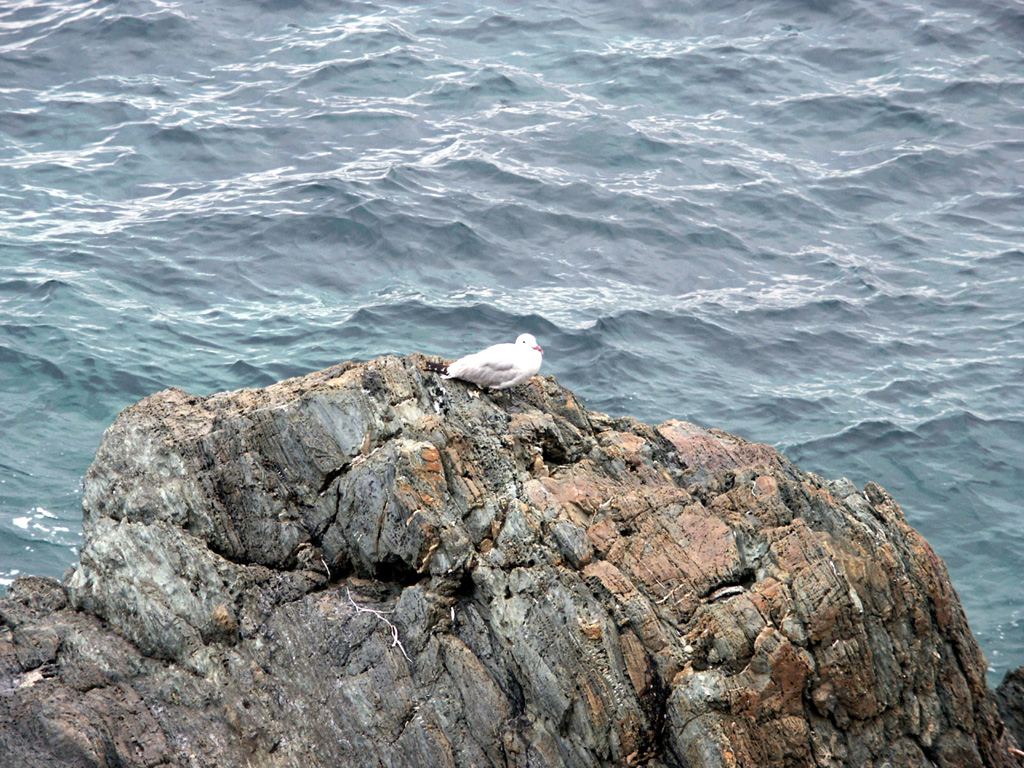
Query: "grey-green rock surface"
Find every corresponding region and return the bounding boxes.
[0,355,1017,767]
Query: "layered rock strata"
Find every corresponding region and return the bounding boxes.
[0,355,1014,767]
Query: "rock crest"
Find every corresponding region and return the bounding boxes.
[0,355,1014,767]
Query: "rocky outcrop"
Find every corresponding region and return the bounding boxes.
[0,355,1015,767]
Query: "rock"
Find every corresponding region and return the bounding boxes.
[0,354,1014,767]
[995,667,1024,762]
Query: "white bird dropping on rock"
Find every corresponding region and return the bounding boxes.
[426,333,544,389]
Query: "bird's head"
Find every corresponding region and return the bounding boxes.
[516,333,543,354]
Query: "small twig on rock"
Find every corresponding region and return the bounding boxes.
[655,580,689,605]
[345,587,411,662]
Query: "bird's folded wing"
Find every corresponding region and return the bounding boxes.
[449,356,518,388]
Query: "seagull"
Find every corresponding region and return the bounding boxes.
[425,333,544,390]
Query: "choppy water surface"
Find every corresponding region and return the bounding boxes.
[2,0,1022,683]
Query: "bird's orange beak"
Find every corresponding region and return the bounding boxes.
[534,345,543,354]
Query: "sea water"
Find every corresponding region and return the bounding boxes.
[2,0,1022,685]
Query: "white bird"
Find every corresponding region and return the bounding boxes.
[426,333,544,390]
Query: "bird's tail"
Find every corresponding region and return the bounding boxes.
[424,360,449,376]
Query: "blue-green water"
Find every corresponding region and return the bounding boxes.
[2,0,1022,684]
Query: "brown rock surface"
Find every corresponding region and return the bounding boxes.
[0,355,1014,767]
